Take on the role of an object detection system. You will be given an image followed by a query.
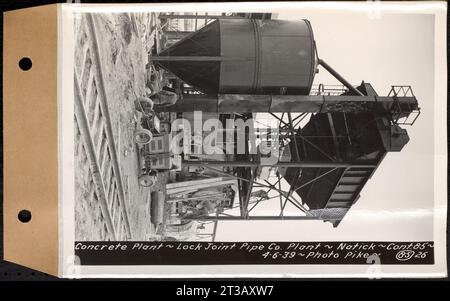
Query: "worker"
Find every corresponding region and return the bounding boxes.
[196,200,217,213]
[153,89,179,109]
[135,96,154,114]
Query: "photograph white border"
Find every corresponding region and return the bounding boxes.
[59,1,448,278]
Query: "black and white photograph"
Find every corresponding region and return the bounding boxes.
[59,2,446,277]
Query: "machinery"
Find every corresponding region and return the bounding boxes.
[154,18,316,95]
[149,15,420,228]
[134,97,175,187]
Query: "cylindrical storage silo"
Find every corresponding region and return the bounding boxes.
[154,19,316,95]
[151,191,165,225]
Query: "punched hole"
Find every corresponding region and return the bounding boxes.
[18,210,32,223]
[18,57,32,71]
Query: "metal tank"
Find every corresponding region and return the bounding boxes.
[153,19,317,95]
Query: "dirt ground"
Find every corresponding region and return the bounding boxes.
[74,13,165,241]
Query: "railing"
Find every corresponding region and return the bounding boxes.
[310,84,349,96]
[388,85,421,126]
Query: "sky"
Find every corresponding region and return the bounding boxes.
[215,9,436,241]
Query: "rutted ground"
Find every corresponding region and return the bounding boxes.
[74,13,161,241]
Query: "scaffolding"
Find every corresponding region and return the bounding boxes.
[150,13,420,241]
